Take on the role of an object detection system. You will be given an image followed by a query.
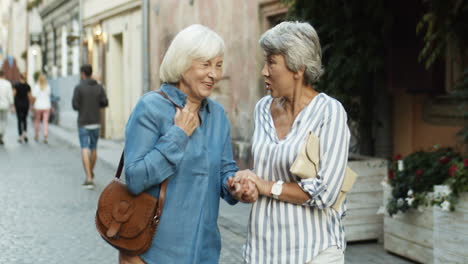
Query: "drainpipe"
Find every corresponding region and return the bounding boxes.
[142,0,150,92]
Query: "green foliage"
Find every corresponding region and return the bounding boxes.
[282,0,392,154]
[417,0,468,69]
[417,0,468,148]
[387,147,467,216]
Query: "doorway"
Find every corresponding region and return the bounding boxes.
[106,33,124,139]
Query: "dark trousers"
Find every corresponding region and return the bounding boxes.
[16,106,29,136]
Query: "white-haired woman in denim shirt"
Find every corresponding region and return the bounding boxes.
[121,24,257,264]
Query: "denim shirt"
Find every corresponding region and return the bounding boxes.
[124,83,239,264]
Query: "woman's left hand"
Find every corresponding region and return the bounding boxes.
[228,171,259,203]
[235,170,271,196]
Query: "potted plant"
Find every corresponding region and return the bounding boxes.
[383,147,466,263]
[432,158,468,264]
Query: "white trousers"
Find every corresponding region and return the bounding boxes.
[0,109,8,136]
[306,246,345,264]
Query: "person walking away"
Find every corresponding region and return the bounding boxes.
[13,74,32,143]
[32,73,51,143]
[72,64,108,189]
[0,70,14,145]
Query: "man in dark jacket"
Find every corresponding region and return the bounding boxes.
[72,64,108,189]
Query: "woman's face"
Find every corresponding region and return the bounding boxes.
[262,54,295,98]
[180,56,223,101]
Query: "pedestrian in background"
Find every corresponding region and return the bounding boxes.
[32,73,51,143]
[0,70,14,145]
[235,21,350,264]
[13,74,32,143]
[121,24,257,264]
[72,64,108,189]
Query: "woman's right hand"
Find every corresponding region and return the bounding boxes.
[174,106,198,136]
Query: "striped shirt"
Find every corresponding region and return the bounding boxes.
[243,93,350,264]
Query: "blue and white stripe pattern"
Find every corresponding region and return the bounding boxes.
[243,93,351,263]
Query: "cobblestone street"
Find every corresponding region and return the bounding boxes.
[0,122,117,263]
[0,120,413,263]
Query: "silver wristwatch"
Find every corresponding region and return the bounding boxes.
[271,180,284,199]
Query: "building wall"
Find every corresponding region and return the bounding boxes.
[6,0,27,72]
[83,0,138,20]
[39,0,80,78]
[393,91,463,156]
[103,8,142,139]
[0,0,12,56]
[83,0,142,139]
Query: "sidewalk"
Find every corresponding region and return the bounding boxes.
[48,124,124,170]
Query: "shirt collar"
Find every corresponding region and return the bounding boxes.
[160,83,210,113]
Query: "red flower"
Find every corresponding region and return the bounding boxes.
[464,159,468,168]
[388,170,395,180]
[394,154,402,160]
[449,165,457,177]
[416,169,423,177]
[439,156,450,164]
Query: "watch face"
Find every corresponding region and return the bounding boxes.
[272,184,281,195]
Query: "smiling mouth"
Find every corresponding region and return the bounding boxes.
[265,82,271,90]
[203,82,214,88]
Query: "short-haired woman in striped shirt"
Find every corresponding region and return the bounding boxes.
[235,21,350,264]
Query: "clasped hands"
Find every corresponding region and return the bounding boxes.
[228,169,268,203]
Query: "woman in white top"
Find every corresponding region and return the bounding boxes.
[234,21,350,264]
[32,73,51,143]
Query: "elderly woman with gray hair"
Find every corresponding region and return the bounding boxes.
[236,21,350,263]
[122,24,257,264]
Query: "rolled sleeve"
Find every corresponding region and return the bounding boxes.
[299,101,350,209]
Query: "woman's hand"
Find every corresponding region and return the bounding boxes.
[235,169,273,196]
[228,171,259,203]
[174,106,198,136]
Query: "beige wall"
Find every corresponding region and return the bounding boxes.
[6,0,27,72]
[83,0,142,139]
[83,0,140,23]
[0,0,11,53]
[103,8,142,139]
[393,90,463,156]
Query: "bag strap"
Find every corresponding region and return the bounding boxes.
[113,90,178,216]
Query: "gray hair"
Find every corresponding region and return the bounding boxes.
[259,21,324,85]
[160,24,225,84]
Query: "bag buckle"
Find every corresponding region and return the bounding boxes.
[152,215,160,225]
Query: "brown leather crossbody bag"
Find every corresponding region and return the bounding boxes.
[95,152,168,256]
[95,91,175,256]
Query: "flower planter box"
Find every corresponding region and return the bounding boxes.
[383,185,434,264]
[433,186,468,264]
[344,157,386,242]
